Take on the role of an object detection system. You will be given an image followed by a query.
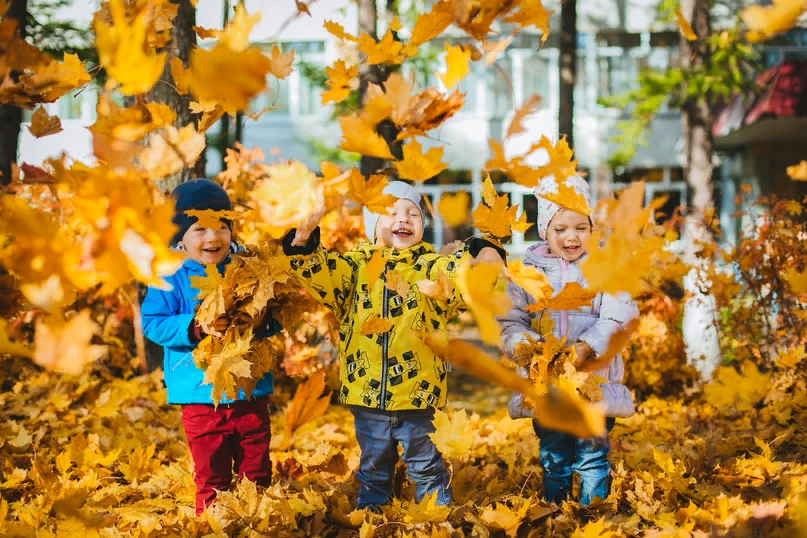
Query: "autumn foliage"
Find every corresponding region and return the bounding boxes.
[1,0,807,535]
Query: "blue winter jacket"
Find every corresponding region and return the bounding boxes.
[141,255,278,405]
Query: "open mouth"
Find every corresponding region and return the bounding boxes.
[202,246,224,255]
[564,245,580,254]
[393,229,413,239]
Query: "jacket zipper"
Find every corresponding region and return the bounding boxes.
[378,275,390,410]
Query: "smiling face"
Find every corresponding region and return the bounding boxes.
[545,209,591,262]
[178,221,232,265]
[374,198,424,249]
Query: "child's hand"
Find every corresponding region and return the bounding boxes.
[572,341,595,367]
[200,317,229,338]
[471,246,504,265]
[291,209,325,246]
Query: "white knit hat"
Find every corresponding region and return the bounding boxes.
[534,175,592,240]
[362,180,423,242]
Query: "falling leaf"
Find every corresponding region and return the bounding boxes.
[188,44,271,114]
[216,4,260,52]
[538,179,592,216]
[346,169,397,214]
[394,140,448,182]
[319,161,350,196]
[742,0,807,42]
[437,192,470,227]
[674,9,698,41]
[267,44,295,80]
[360,314,393,335]
[456,260,511,345]
[357,29,416,65]
[384,270,411,297]
[183,209,240,232]
[410,2,453,46]
[323,19,357,41]
[28,106,62,137]
[285,372,331,435]
[483,37,513,65]
[34,312,107,375]
[139,125,206,178]
[417,270,454,301]
[504,1,553,41]
[251,161,325,239]
[528,282,597,312]
[577,318,639,372]
[365,250,387,290]
[481,174,498,206]
[339,115,395,160]
[94,0,166,95]
[440,44,471,90]
[170,56,190,94]
[508,261,554,305]
[787,161,807,181]
[321,60,357,104]
[506,94,542,138]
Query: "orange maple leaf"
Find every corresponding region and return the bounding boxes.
[346,170,397,214]
[366,249,387,289]
[418,270,454,302]
[285,372,331,435]
[339,115,395,160]
[528,282,597,312]
[395,140,448,182]
[267,44,294,80]
[321,60,357,104]
[28,106,62,138]
[506,94,542,138]
[361,314,394,335]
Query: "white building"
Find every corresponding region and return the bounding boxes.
[18,0,807,253]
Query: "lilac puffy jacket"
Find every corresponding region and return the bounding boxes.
[499,243,639,418]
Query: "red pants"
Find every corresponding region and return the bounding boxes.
[181,396,271,514]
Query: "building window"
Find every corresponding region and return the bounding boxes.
[298,75,322,116]
[597,54,638,100]
[486,57,513,118]
[57,91,84,119]
[260,77,290,115]
[521,54,551,104]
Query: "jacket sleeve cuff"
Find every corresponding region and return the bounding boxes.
[466,237,507,260]
[282,227,321,256]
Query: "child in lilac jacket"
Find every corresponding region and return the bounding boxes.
[499,175,638,505]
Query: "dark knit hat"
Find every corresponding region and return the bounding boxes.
[171,179,233,246]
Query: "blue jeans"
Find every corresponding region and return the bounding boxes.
[533,417,616,505]
[350,406,452,508]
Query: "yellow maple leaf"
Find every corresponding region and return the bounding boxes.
[403,491,451,524]
[506,94,542,138]
[778,345,804,368]
[571,518,620,538]
[456,260,511,345]
[508,261,554,305]
[28,106,62,138]
[365,249,387,290]
[139,125,206,178]
[188,44,271,114]
[34,311,107,375]
[267,44,295,80]
[786,267,807,293]
[531,135,579,186]
[323,19,358,41]
[537,179,592,216]
[202,328,254,404]
[216,4,260,52]
[321,59,357,104]
[417,269,454,302]
[437,192,470,227]
[251,160,324,239]
[346,170,397,214]
[704,362,771,412]
[410,2,453,46]
[384,270,411,297]
[339,114,395,160]
[429,409,474,460]
[319,161,350,196]
[94,0,166,95]
[394,140,448,182]
[742,0,807,42]
[480,500,531,538]
[674,9,698,41]
[0,320,32,358]
[358,29,416,65]
[529,282,597,312]
[504,0,553,40]
[473,190,531,238]
[285,372,331,435]
[360,314,394,335]
[440,44,471,90]
[189,263,225,300]
[787,161,807,181]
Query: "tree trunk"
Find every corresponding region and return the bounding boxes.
[0,0,28,185]
[145,0,201,195]
[558,0,576,150]
[679,0,720,381]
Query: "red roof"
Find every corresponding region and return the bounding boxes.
[713,60,807,138]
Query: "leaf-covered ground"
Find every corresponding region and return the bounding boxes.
[0,364,805,538]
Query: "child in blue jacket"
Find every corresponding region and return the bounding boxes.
[141,179,279,515]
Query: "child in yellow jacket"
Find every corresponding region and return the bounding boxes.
[282,181,504,508]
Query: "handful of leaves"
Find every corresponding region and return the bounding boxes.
[190,241,318,404]
[512,334,605,405]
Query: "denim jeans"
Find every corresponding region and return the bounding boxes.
[350,406,452,508]
[533,417,616,505]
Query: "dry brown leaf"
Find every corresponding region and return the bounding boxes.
[285,372,331,435]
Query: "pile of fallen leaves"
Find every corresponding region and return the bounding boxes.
[0,359,805,537]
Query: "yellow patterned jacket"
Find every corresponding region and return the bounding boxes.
[282,228,502,411]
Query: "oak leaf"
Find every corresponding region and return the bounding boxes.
[395,140,448,182]
[28,106,62,137]
[285,372,331,435]
[360,314,393,335]
[437,192,470,227]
